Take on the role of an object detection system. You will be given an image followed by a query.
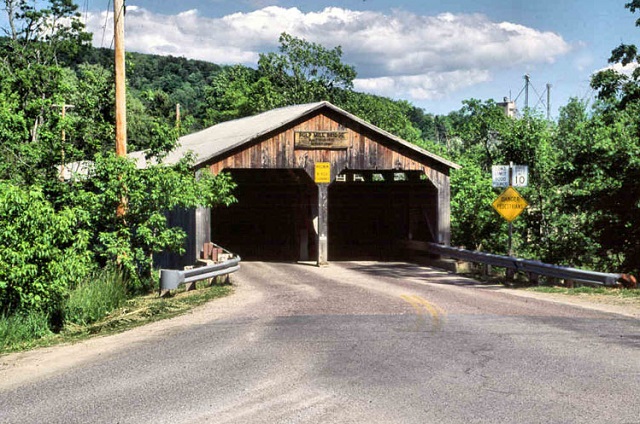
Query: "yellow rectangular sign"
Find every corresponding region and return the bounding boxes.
[492,186,528,222]
[315,162,331,183]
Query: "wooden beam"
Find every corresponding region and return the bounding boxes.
[317,184,329,266]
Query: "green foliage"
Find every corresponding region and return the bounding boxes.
[0,182,93,316]
[555,104,640,271]
[203,65,281,124]
[450,159,504,251]
[341,93,423,144]
[0,310,53,350]
[448,99,511,169]
[65,266,128,325]
[64,153,237,287]
[258,32,356,105]
[590,2,640,110]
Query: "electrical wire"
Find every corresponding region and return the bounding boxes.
[101,0,112,48]
[82,0,89,24]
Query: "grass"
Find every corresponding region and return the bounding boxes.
[0,278,233,355]
[66,267,129,326]
[0,311,53,351]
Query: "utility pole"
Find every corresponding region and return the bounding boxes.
[176,103,181,130]
[546,83,552,120]
[114,0,127,158]
[524,74,530,111]
[114,0,127,218]
[52,103,74,180]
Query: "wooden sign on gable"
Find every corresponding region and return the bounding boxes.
[294,130,349,149]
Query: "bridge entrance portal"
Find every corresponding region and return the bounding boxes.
[150,102,458,268]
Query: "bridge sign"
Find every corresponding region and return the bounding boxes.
[492,186,528,222]
[315,162,331,183]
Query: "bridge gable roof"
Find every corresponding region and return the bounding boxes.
[131,101,460,171]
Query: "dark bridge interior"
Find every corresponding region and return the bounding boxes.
[211,169,437,261]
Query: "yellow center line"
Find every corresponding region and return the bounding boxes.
[400,295,426,315]
[400,294,446,331]
[411,294,447,317]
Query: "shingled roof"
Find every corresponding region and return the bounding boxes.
[131,101,460,170]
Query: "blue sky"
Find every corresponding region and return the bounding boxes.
[73,1,639,116]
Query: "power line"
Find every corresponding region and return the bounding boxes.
[101,0,112,48]
[82,0,89,24]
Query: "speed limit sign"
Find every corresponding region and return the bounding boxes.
[512,165,528,187]
[492,164,528,187]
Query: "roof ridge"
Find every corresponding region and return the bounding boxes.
[132,101,460,170]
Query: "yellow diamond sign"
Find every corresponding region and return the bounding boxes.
[492,186,528,222]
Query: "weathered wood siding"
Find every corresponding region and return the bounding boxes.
[207,110,450,180]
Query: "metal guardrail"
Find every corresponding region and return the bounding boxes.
[159,255,241,292]
[401,240,625,287]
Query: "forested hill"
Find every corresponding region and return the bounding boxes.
[75,47,223,126]
[64,41,446,147]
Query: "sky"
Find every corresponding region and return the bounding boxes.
[72,1,640,116]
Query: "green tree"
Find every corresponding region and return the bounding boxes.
[0,0,92,186]
[569,1,640,272]
[0,182,93,317]
[203,65,283,124]
[341,92,422,144]
[66,154,237,286]
[258,32,356,105]
[591,1,640,110]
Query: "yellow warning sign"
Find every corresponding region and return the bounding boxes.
[492,186,528,222]
[315,162,331,183]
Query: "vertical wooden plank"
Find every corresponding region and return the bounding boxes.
[195,206,211,262]
[429,170,451,245]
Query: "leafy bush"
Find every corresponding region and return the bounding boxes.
[65,266,129,325]
[65,153,236,290]
[0,182,94,317]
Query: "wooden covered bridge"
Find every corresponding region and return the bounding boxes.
[139,101,460,267]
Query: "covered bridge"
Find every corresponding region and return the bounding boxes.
[142,101,460,267]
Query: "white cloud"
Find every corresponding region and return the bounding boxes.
[84,6,570,101]
[354,70,492,100]
[594,62,639,77]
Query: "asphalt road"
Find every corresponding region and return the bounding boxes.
[1,261,639,424]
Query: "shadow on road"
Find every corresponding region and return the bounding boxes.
[336,261,504,290]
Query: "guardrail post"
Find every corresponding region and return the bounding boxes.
[528,272,539,285]
[482,263,491,278]
[506,268,515,281]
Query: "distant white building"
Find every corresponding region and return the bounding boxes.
[497,97,517,118]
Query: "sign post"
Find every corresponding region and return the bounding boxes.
[492,163,529,256]
[314,162,331,265]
